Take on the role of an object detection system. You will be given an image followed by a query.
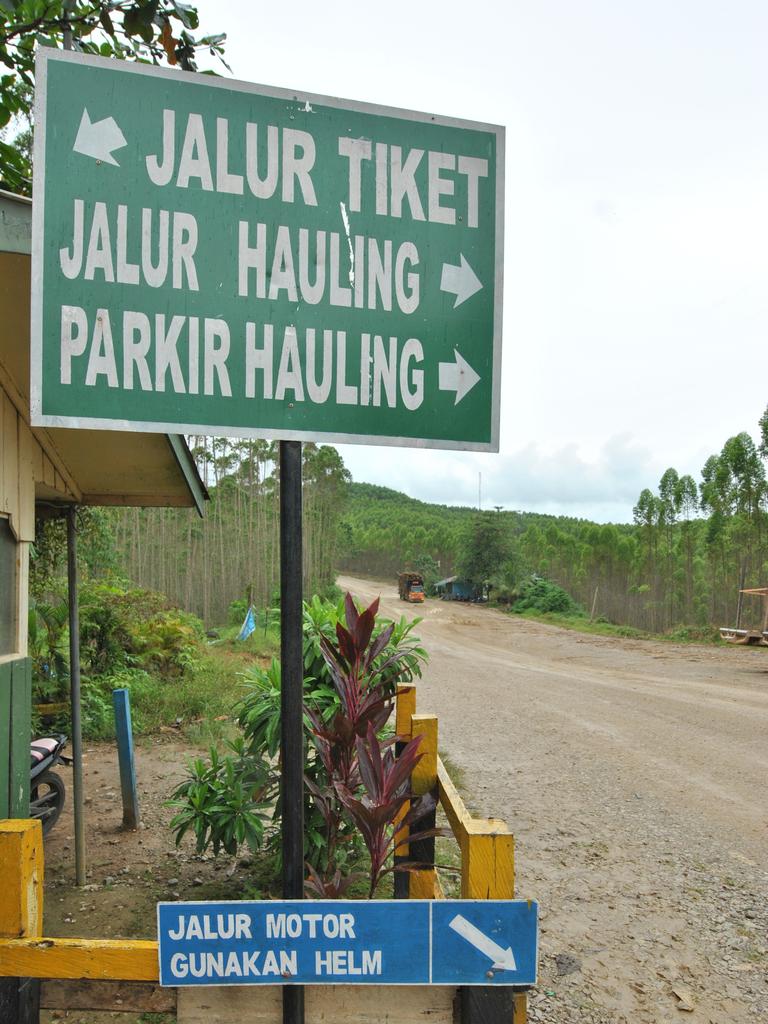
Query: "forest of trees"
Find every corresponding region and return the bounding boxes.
[40,408,768,636]
[110,439,350,624]
[340,410,768,634]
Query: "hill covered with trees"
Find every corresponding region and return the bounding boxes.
[35,407,768,636]
[340,407,768,634]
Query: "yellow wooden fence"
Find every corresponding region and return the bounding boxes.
[0,684,527,1022]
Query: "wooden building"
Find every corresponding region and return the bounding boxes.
[0,188,206,820]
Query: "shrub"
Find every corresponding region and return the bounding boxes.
[170,740,273,856]
[30,580,211,738]
[133,610,204,677]
[170,593,430,889]
[228,598,249,626]
[512,576,584,616]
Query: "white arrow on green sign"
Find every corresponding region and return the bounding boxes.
[31,50,504,451]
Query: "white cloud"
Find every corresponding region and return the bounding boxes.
[339,434,664,522]
[198,1,768,523]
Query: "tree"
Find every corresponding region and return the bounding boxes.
[0,0,227,193]
[455,512,512,590]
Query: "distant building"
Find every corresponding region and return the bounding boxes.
[434,576,481,601]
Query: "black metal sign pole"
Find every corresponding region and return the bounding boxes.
[279,440,305,1024]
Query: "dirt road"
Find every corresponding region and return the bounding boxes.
[340,575,768,1024]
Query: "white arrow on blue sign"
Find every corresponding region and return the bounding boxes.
[156,899,538,987]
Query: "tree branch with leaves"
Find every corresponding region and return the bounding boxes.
[0,0,228,193]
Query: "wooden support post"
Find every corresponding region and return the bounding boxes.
[460,987,516,1024]
[112,689,140,830]
[0,820,43,1024]
[461,822,514,901]
[460,821,523,1024]
[409,713,438,900]
[410,714,437,799]
[66,506,86,887]
[393,685,416,898]
[395,684,416,740]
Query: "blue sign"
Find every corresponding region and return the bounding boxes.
[157,899,537,987]
[432,901,538,986]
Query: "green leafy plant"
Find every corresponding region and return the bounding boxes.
[80,680,116,740]
[303,594,438,897]
[169,593,429,891]
[0,0,228,194]
[79,587,134,676]
[236,655,363,878]
[28,597,69,702]
[134,610,203,676]
[169,739,273,857]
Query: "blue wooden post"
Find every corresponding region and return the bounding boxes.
[112,688,140,830]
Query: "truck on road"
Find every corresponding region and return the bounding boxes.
[398,571,425,603]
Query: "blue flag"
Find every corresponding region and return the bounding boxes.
[237,606,256,641]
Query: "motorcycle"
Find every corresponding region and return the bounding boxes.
[30,735,70,836]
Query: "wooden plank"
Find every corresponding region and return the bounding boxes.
[178,985,455,1023]
[409,714,438,899]
[462,830,514,901]
[32,703,68,716]
[0,820,43,938]
[0,393,7,514]
[0,661,11,819]
[16,542,29,657]
[40,979,176,1013]
[460,824,519,1024]
[395,684,416,738]
[0,939,159,980]
[437,757,474,845]
[82,493,200,508]
[0,977,39,1024]
[410,714,437,797]
[41,452,56,491]
[393,685,417,892]
[0,367,82,506]
[2,392,18,521]
[9,657,31,816]
[17,421,35,542]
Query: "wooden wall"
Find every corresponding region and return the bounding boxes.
[1,383,33,659]
[0,658,30,818]
[0,383,35,823]
[1,379,76,824]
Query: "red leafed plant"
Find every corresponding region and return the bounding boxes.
[338,723,441,898]
[303,593,434,897]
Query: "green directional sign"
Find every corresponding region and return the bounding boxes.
[31,50,504,451]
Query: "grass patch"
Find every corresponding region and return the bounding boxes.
[514,609,651,639]
[78,630,281,744]
[511,609,726,645]
[662,624,724,644]
[439,749,467,791]
[435,821,463,899]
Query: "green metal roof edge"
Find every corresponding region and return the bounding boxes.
[166,435,209,518]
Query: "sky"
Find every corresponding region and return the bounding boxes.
[197,1,768,522]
